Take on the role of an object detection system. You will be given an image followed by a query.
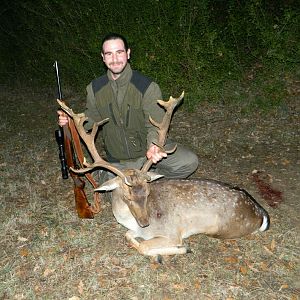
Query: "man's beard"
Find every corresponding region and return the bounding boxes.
[109,62,126,76]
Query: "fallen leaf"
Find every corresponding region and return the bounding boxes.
[150,262,160,270]
[131,265,138,272]
[20,248,29,257]
[40,228,48,237]
[244,260,259,272]
[194,279,201,289]
[240,265,248,274]
[78,280,84,295]
[15,267,28,280]
[68,297,80,300]
[270,239,276,251]
[111,256,120,265]
[260,261,269,271]
[98,275,108,287]
[159,273,169,281]
[173,283,186,290]
[18,236,28,242]
[218,244,228,252]
[43,268,55,277]
[279,284,289,290]
[34,284,42,293]
[14,294,25,299]
[226,240,238,246]
[224,256,239,264]
[281,159,290,166]
[263,246,274,255]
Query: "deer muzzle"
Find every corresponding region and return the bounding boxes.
[128,200,150,228]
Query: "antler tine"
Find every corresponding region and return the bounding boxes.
[57,100,131,185]
[70,161,131,185]
[57,99,82,119]
[141,91,184,173]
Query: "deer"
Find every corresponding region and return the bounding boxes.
[57,92,270,257]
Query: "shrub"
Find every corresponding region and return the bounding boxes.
[1,0,299,108]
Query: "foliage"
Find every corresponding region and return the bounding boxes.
[1,0,299,108]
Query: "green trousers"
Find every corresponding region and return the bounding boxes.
[96,143,198,184]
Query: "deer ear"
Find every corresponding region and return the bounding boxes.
[146,172,164,182]
[95,178,120,192]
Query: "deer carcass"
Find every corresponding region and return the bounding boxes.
[58,93,270,257]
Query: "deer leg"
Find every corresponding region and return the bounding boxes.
[139,237,188,256]
[125,230,141,249]
[126,231,187,256]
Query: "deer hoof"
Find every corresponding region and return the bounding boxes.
[186,247,193,254]
[154,254,164,264]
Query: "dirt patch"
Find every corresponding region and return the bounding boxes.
[0,85,299,299]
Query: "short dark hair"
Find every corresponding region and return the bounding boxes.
[101,33,129,53]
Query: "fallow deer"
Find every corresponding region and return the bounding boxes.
[58,93,270,257]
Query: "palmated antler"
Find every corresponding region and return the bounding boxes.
[57,99,131,185]
[141,91,184,173]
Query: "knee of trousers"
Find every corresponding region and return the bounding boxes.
[157,151,199,178]
[189,152,199,170]
[180,152,199,177]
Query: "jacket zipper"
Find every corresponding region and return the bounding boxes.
[108,102,131,159]
[119,113,132,159]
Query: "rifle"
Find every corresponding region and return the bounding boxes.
[54,61,100,218]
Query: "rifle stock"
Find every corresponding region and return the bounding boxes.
[54,61,95,219]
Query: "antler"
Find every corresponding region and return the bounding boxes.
[141,91,184,173]
[57,99,131,184]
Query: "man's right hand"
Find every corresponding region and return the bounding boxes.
[57,110,69,127]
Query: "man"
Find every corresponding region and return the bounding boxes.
[58,33,198,179]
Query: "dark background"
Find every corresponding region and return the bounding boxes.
[1,0,299,107]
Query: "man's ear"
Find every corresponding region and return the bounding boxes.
[127,48,131,60]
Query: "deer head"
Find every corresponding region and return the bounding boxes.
[57,92,184,227]
[96,169,163,227]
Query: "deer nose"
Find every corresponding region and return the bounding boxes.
[137,217,150,228]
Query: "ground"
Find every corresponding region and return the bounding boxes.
[0,84,299,300]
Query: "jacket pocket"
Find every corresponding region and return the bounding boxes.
[127,131,143,153]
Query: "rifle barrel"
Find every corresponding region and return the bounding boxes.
[54,61,68,179]
[54,61,63,100]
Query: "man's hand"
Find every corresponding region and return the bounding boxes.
[57,110,69,127]
[146,144,167,164]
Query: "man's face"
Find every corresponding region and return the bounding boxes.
[101,38,130,79]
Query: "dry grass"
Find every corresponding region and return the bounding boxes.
[0,84,299,300]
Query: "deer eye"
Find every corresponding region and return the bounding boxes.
[123,177,132,186]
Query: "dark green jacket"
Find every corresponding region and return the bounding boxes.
[84,64,164,161]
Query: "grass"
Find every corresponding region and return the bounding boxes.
[0,79,299,299]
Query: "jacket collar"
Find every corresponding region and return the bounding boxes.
[107,63,132,88]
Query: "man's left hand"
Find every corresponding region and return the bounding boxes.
[146,144,167,164]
